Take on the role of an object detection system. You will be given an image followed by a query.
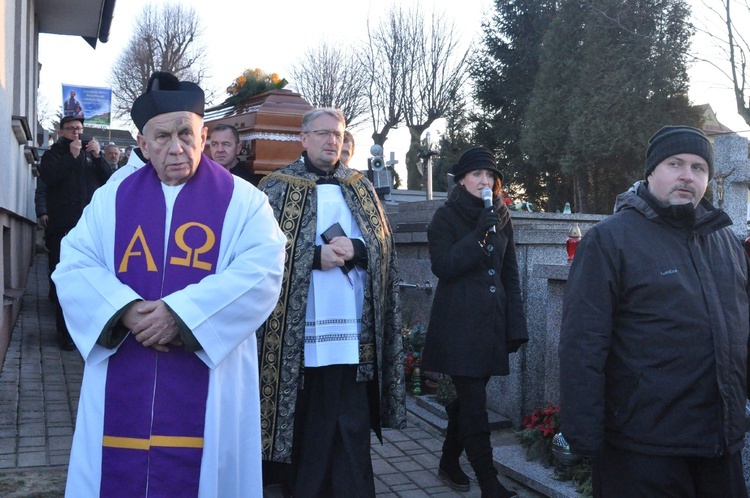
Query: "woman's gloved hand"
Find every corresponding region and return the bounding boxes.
[476,206,499,235]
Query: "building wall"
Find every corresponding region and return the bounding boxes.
[0,0,39,366]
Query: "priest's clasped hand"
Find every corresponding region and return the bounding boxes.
[328,236,354,261]
[123,300,181,352]
[321,242,347,271]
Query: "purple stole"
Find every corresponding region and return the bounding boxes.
[101,156,233,497]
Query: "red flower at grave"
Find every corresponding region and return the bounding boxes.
[527,411,540,428]
[539,422,557,437]
[541,404,560,417]
[516,403,562,465]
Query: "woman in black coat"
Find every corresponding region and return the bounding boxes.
[422,147,527,498]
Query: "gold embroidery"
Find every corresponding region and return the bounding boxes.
[350,179,389,289]
[169,222,216,271]
[359,342,375,363]
[118,226,158,273]
[259,181,309,459]
[102,435,204,450]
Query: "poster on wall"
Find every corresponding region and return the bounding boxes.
[61,84,112,127]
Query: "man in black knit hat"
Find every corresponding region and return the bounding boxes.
[560,125,750,497]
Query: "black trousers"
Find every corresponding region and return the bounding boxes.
[593,444,748,498]
[268,364,375,498]
[446,376,498,483]
[46,230,70,342]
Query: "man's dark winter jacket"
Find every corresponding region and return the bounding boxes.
[560,181,750,458]
[38,137,111,234]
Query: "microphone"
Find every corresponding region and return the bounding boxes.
[481,187,496,233]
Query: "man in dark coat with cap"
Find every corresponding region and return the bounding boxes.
[560,126,750,496]
[38,115,110,350]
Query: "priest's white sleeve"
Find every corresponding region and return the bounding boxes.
[52,184,142,364]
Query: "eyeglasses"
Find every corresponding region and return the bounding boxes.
[306,129,344,141]
[64,126,83,132]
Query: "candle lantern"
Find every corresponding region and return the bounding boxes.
[566,224,582,262]
[551,432,581,478]
[411,366,422,395]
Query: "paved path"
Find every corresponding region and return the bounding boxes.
[0,255,542,497]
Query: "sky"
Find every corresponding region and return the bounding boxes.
[38,0,491,181]
[37,0,750,183]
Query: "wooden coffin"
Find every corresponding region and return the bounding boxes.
[204,89,313,175]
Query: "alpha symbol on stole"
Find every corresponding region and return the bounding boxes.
[118,226,157,273]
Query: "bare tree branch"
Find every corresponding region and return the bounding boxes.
[361,11,409,147]
[696,0,750,124]
[398,6,468,190]
[107,3,210,122]
[360,4,468,190]
[288,43,369,130]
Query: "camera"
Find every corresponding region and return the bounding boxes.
[370,144,385,172]
[80,133,92,150]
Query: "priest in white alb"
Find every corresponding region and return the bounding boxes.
[53,71,286,497]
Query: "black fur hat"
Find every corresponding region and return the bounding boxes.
[452,147,504,183]
[131,72,205,132]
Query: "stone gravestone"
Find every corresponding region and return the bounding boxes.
[712,134,750,240]
[713,134,750,486]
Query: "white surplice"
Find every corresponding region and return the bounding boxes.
[53,173,286,497]
[303,184,366,367]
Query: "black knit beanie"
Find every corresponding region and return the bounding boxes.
[452,147,504,183]
[645,126,714,180]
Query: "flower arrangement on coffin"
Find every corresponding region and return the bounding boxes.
[221,68,288,108]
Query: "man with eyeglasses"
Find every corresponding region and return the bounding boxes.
[38,115,110,351]
[258,108,405,497]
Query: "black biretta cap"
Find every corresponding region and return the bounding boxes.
[131,72,205,133]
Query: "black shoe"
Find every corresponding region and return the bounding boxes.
[58,336,75,351]
[438,455,470,492]
[479,477,517,498]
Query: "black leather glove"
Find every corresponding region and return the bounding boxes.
[476,206,499,235]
